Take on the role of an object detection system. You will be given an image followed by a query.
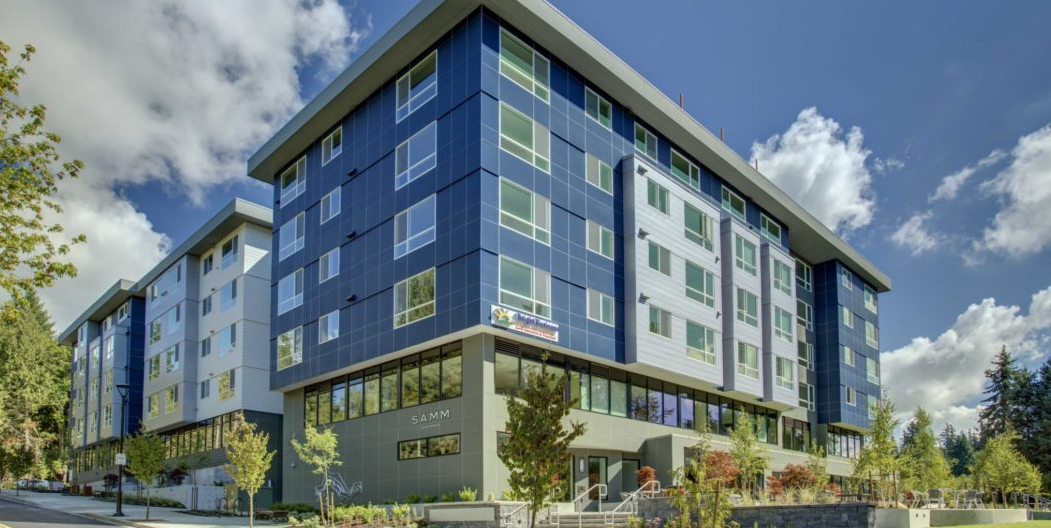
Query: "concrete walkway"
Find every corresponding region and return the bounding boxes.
[0,491,289,528]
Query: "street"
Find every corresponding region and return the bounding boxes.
[0,496,115,528]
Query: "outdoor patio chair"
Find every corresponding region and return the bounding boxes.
[960,490,984,509]
[926,489,945,509]
[909,491,928,508]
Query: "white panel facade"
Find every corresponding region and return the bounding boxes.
[761,242,798,408]
[719,216,764,399]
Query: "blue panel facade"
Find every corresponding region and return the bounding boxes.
[125,297,146,435]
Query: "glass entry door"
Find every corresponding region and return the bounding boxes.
[621,459,640,494]
[588,457,607,500]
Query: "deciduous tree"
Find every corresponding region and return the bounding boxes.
[223,414,275,528]
[125,432,166,520]
[973,428,1041,506]
[900,407,951,492]
[853,390,899,502]
[290,426,341,525]
[728,413,768,499]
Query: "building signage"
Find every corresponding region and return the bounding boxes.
[115,453,126,466]
[490,305,559,342]
[412,409,450,425]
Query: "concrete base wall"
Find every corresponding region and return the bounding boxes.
[637,497,875,528]
[422,501,527,528]
[929,509,1028,526]
[875,508,930,528]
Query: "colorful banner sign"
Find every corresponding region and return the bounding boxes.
[490,305,559,342]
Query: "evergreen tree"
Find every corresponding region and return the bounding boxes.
[1029,358,1051,490]
[942,427,976,478]
[978,346,1022,443]
[853,390,899,502]
[899,408,951,492]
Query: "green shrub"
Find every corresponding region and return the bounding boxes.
[422,494,438,503]
[270,502,318,514]
[406,493,421,504]
[440,492,457,502]
[458,486,477,501]
[391,502,413,523]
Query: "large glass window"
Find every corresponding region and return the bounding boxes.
[648,242,670,275]
[773,260,793,296]
[584,87,611,128]
[866,357,880,385]
[586,153,613,194]
[331,381,346,422]
[797,300,813,331]
[499,29,548,101]
[401,356,420,407]
[321,127,342,165]
[381,363,398,413]
[686,321,715,365]
[782,418,810,452]
[774,307,794,343]
[737,342,759,379]
[277,327,303,370]
[865,285,878,313]
[395,121,437,189]
[721,186,746,220]
[499,257,550,318]
[319,311,339,343]
[684,203,713,251]
[398,433,461,460]
[842,267,853,290]
[220,278,237,312]
[277,269,304,314]
[420,350,441,404]
[775,357,794,390]
[165,385,179,413]
[648,306,671,338]
[735,236,757,275]
[500,103,549,171]
[219,323,236,356]
[280,157,306,206]
[394,194,437,258]
[736,288,758,327]
[320,188,341,224]
[795,258,812,291]
[320,248,340,283]
[148,355,160,381]
[500,178,550,244]
[799,382,815,411]
[587,220,614,259]
[587,289,614,326]
[843,306,854,328]
[685,261,715,308]
[866,321,879,349]
[364,370,380,416]
[219,369,236,401]
[221,235,239,269]
[798,341,813,370]
[394,268,435,327]
[441,347,462,399]
[670,149,700,189]
[396,51,437,121]
[164,344,179,373]
[634,123,657,160]
[646,179,668,214]
[279,213,304,260]
[760,213,781,243]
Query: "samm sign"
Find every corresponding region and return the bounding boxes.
[490,305,559,342]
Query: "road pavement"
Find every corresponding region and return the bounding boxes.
[0,496,116,528]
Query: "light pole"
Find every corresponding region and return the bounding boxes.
[114,383,131,517]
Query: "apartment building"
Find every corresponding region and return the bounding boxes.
[246,0,890,504]
[60,199,283,494]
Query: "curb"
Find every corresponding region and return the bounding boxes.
[0,494,120,525]
[82,512,154,528]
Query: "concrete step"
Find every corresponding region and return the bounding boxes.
[537,512,634,528]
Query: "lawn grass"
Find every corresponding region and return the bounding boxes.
[946,522,1051,528]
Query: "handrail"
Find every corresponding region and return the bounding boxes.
[550,484,607,528]
[604,481,660,526]
[501,502,530,528]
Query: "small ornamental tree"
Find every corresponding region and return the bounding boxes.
[125,432,166,520]
[498,353,585,528]
[729,413,768,498]
[290,426,341,525]
[223,414,276,528]
[780,464,818,490]
[853,390,899,503]
[669,422,733,528]
[702,451,740,487]
[900,407,951,492]
[973,427,1041,507]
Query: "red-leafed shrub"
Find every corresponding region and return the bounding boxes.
[703,451,741,487]
[766,474,785,497]
[636,466,657,488]
[780,464,818,490]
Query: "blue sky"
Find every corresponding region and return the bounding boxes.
[5,0,1050,432]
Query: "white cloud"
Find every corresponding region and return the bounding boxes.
[873,157,905,174]
[0,0,368,330]
[972,125,1051,258]
[882,286,1051,434]
[751,107,877,235]
[890,212,941,255]
[930,149,1006,202]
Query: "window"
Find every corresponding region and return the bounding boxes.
[164,345,179,373]
[797,300,813,331]
[586,153,613,194]
[685,261,715,308]
[278,269,304,314]
[648,306,671,338]
[865,285,878,313]
[865,321,879,349]
[117,302,129,321]
[398,433,461,460]
[499,179,550,244]
[221,235,239,269]
[841,267,853,290]
[587,220,614,259]
[647,242,671,276]
[149,304,181,344]
[202,253,213,275]
[647,179,668,214]
[219,369,236,401]
[774,307,793,343]
[394,268,436,327]
[795,258,812,291]
[165,385,179,413]
[867,394,878,419]
[799,382,815,411]
[201,296,212,316]
[393,195,437,258]
[500,103,549,171]
[686,321,716,365]
[843,306,853,328]
[104,336,114,360]
[775,357,794,390]
[200,336,211,357]
[395,121,437,189]
[220,278,237,312]
[798,341,813,369]
[148,356,160,381]
[150,264,180,302]
[499,257,550,318]
[280,157,306,206]
[587,289,614,326]
[499,29,548,101]
[585,87,611,128]
[148,394,159,418]
[773,260,793,295]
[319,311,340,343]
[670,149,700,189]
[321,127,342,165]
[844,345,855,367]
[219,323,236,356]
[721,186,746,220]
[200,379,210,399]
[867,357,880,385]
[684,203,713,250]
[760,213,781,243]
[782,417,811,452]
[736,288,758,327]
[734,236,757,275]
[277,327,303,370]
[846,387,857,406]
[320,249,340,283]
[634,123,657,159]
[396,50,437,121]
[737,342,759,379]
[106,370,112,393]
[320,188,341,224]
[103,406,112,428]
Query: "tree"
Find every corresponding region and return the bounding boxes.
[290,426,341,525]
[853,391,899,503]
[223,414,275,528]
[941,424,976,478]
[1024,357,1051,490]
[124,432,166,520]
[702,451,740,488]
[806,443,830,491]
[899,408,951,492]
[498,354,585,528]
[0,40,85,298]
[972,428,1041,506]
[978,346,1024,443]
[780,464,818,491]
[669,424,733,528]
[728,413,768,499]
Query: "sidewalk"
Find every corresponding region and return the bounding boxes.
[0,490,289,528]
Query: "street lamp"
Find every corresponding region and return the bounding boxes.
[114,383,131,517]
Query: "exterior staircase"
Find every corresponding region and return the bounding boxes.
[537,511,634,528]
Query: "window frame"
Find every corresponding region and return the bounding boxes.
[864,285,878,313]
[320,188,341,224]
[797,300,814,331]
[683,203,713,251]
[685,320,716,365]
[280,157,306,207]
[498,257,550,318]
[865,321,879,349]
[396,50,438,122]
[647,241,671,276]
[773,260,793,296]
[795,258,812,291]
[278,213,305,261]
[670,149,700,189]
[277,327,303,371]
[648,306,671,339]
[760,213,781,243]
[586,220,614,260]
[394,268,437,328]
[586,289,615,327]
[846,387,857,406]
[321,126,342,166]
[646,179,669,214]
[394,194,438,258]
[584,87,612,129]
[721,186,746,220]
[395,121,438,189]
[499,102,550,172]
[499,29,549,101]
[320,248,340,283]
[684,261,715,308]
[277,269,304,315]
[634,123,657,160]
[775,356,795,390]
[844,345,855,367]
[841,267,853,290]
[737,342,759,379]
[319,310,340,343]
[499,178,550,244]
[843,306,854,328]
[774,307,794,343]
[734,236,757,275]
[585,153,613,194]
[736,288,758,327]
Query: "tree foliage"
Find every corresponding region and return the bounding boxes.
[0,40,85,298]
[728,413,768,498]
[125,432,167,520]
[939,424,977,478]
[290,426,341,525]
[853,390,899,502]
[498,354,584,528]
[899,407,951,492]
[978,346,1027,443]
[972,428,1042,505]
[669,424,733,528]
[223,414,275,528]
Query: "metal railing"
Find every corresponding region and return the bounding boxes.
[500,487,563,528]
[604,480,660,526]
[1011,492,1051,510]
[551,484,607,528]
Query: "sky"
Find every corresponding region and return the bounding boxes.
[2,0,1050,436]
